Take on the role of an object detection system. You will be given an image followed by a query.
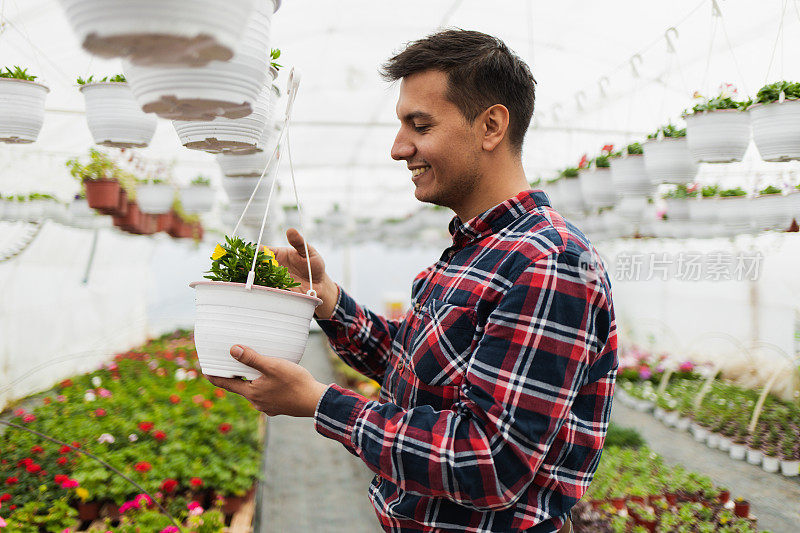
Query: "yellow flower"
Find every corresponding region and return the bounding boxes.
[261,247,278,266]
[211,244,227,260]
[76,487,90,501]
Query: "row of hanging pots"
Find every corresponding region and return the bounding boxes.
[122,1,278,121]
[0,198,69,223]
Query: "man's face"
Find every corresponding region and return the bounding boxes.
[391,70,482,211]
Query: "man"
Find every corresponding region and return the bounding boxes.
[207,29,617,533]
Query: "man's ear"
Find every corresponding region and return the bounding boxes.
[480,104,510,152]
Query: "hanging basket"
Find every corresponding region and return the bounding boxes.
[716,196,753,237]
[557,177,585,215]
[174,70,276,154]
[189,281,321,379]
[749,99,800,162]
[643,137,698,185]
[578,167,616,210]
[685,110,751,163]
[217,111,281,176]
[80,82,157,148]
[124,2,277,121]
[57,0,269,67]
[112,200,142,231]
[751,193,794,232]
[0,78,49,144]
[84,179,121,213]
[609,154,653,198]
[136,183,174,214]
[179,185,215,214]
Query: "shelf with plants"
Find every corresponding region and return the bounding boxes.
[0,330,263,530]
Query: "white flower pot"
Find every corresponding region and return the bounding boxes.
[216,115,281,177]
[643,137,698,185]
[718,436,732,452]
[0,78,49,144]
[58,0,268,67]
[749,100,800,162]
[685,110,751,163]
[653,407,665,420]
[190,281,320,379]
[751,194,795,232]
[610,154,653,198]
[687,198,718,226]
[174,72,276,154]
[223,176,275,226]
[179,185,215,214]
[746,448,763,465]
[664,198,690,222]
[691,423,708,442]
[780,459,800,476]
[729,444,747,461]
[676,417,691,431]
[558,178,585,216]
[762,455,780,473]
[136,184,174,214]
[80,82,157,148]
[717,196,753,235]
[124,2,276,121]
[578,168,616,210]
[706,433,720,449]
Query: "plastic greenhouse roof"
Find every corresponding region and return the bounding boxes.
[1,0,799,220]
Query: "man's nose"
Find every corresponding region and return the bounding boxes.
[391,132,415,161]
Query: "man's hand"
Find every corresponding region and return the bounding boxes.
[205,345,329,417]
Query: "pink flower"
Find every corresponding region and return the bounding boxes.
[14,409,25,417]
[679,361,694,372]
[638,367,652,380]
[134,494,152,507]
[61,479,79,489]
[56,395,67,402]
[187,501,204,516]
[98,388,112,398]
[160,527,179,533]
[22,414,36,423]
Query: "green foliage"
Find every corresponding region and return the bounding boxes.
[77,74,127,85]
[190,175,211,187]
[270,48,282,71]
[604,424,645,448]
[593,154,612,168]
[701,185,720,198]
[648,123,686,139]
[689,94,749,114]
[66,148,119,183]
[560,167,579,179]
[755,81,800,104]
[663,184,694,199]
[759,185,782,195]
[204,235,300,290]
[0,66,37,81]
[626,142,643,155]
[719,187,747,197]
[3,499,79,532]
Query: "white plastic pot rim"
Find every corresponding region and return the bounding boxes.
[189,281,322,304]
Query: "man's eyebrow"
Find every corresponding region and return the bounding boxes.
[400,111,434,122]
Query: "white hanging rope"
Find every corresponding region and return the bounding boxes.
[285,124,316,298]
[764,0,789,86]
[716,2,750,97]
[700,9,719,96]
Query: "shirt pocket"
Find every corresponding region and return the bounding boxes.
[407,299,478,387]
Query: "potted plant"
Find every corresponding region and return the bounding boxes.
[610,141,653,197]
[556,166,585,215]
[779,435,799,477]
[684,85,751,163]
[189,235,321,380]
[733,497,750,518]
[749,81,800,161]
[746,430,764,465]
[728,426,748,461]
[136,177,174,215]
[750,184,789,232]
[686,185,720,238]
[78,73,157,148]
[761,438,780,473]
[716,187,752,237]
[179,175,216,214]
[173,63,279,154]
[578,145,618,210]
[643,123,698,185]
[58,0,263,67]
[0,66,49,144]
[123,2,280,120]
[66,148,123,214]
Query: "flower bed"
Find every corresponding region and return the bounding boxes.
[0,330,263,530]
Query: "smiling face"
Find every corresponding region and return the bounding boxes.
[390,70,483,213]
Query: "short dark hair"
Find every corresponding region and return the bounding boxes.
[381,29,536,155]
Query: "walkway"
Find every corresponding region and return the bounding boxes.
[611,401,800,533]
[255,332,381,533]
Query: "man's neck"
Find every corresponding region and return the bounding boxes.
[453,159,530,222]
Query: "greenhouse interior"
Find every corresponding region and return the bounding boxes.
[1,0,800,531]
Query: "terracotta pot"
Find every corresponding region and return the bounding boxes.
[76,500,101,521]
[733,500,750,518]
[114,189,129,217]
[664,492,678,506]
[629,495,646,505]
[85,179,121,213]
[130,213,158,235]
[157,212,174,232]
[647,494,664,507]
[113,201,141,230]
[589,499,603,510]
[222,494,246,515]
[610,497,626,511]
[718,490,730,504]
[101,500,120,520]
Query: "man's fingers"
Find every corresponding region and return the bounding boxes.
[205,375,250,396]
[286,228,312,258]
[231,344,272,375]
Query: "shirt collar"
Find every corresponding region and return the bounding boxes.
[448,189,551,248]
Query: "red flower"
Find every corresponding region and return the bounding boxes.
[59,445,71,454]
[3,477,16,486]
[43,397,51,405]
[218,423,232,434]
[54,474,68,484]
[95,408,107,417]
[153,431,166,441]
[578,154,588,169]
[26,464,41,474]
[190,477,203,487]
[71,441,82,449]
[134,462,151,473]
[0,493,10,502]
[9,504,16,510]
[163,350,174,360]
[169,394,181,404]
[176,382,186,391]
[214,389,225,398]
[17,458,32,467]
[60,378,73,388]
[30,445,44,454]
[61,479,79,489]
[160,478,178,493]
[22,414,36,423]
[138,422,154,432]
[192,395,204,405]
[202,400,213,409]
[601,144,615,153]
[57,457,68,465]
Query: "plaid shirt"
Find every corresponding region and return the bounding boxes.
[315,190,617,533]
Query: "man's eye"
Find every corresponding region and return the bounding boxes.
[413,124,430,133]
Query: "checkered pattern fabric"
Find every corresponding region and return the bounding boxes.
[315,190,617,533]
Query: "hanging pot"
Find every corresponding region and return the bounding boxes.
[136,183,174,214]
[557,177,585,216]
[0,78,49,144]
[189,281,321,379]
[216,94,282,176]
[80,82,157,148]
[716,195,752,237]
[124,1,278,121]
[578,167,616,210]
[749,99,800,161]
[610,154,653,198]
[643,137,698,185]
[664,198,690,222]
[751,193,793,232]
[179,186,216,214]
[684,110,751,163]
[84,179,121,213]
[112,200,142,230]
[58,0,264,67]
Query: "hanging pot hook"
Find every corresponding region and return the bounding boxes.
[575,90,587,111]
[598,76,610,97]
[665,27,679,54]
[630,54,643,78]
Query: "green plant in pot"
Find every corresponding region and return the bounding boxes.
[66,149,126,214]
